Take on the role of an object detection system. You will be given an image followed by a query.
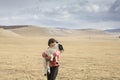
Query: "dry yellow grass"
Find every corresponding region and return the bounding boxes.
[0,36,120,80]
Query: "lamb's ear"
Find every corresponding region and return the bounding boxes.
[58,44,64,51]
[56,41,59,43]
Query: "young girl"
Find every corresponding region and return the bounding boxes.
[42,38,64,80]
[42,42,59,76]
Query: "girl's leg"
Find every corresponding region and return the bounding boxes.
[50,66,59,80]
[47,71,51,80]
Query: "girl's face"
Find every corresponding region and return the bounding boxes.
[50,42,56,48]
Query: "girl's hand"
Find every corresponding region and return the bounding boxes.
[45,56,51,60]
[42,52,51,60]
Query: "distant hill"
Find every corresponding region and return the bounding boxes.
[8,25,71,36]
[76,28,109,35]
[0,28,21,37]
[0,25,29,29]
[0,25,113,37]
[105,28,120,33]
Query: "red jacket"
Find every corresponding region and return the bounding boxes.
[42,50,60,67]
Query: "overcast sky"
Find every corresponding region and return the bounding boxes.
[0,0,120,29]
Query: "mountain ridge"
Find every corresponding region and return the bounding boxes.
[0,25,118,37]
[105,28,120,33]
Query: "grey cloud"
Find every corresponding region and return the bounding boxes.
[109,0,120,13]
[0,0,119,29]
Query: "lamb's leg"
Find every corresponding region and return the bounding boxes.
[42,58,47,76]
[47,61,50,74]
[50,54,54,61]
[55,56,58,63]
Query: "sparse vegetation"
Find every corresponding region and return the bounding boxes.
[0,26,120,80]
[119,36,120,39]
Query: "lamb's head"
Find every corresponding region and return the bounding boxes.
[45,48,56,56]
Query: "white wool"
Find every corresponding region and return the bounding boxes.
[42,43,59,75]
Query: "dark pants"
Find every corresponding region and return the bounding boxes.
[47,66,59,80]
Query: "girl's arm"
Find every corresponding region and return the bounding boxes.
[42,52,51,60]
[53,50,60,60]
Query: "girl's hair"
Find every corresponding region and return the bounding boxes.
[48,38,57,46]
[48,38,64,51]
